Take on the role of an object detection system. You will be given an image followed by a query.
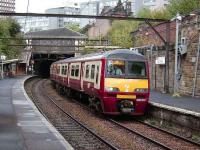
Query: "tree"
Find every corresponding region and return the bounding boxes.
[0,18,24,59]
[137,7,170,19]
[167,0,200,17]
[107,20,139,48]
[65,23,81,32]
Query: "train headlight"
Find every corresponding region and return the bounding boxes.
[134,88,148,93]
[105,87,120,92]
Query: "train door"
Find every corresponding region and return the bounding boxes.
[94,61,102,89]
[81,62,85,91]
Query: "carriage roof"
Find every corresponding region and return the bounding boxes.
[52,49,147,65]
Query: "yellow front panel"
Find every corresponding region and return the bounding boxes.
[105,78,148,92]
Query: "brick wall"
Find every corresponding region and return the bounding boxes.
[132,15,200,97]
[88,19,111,39]
[178,16,200,96]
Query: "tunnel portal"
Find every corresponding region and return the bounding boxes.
[32,54,74,78]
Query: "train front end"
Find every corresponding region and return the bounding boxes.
[102,51,149,115]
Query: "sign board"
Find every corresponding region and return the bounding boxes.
[155,57,165,65]
[0,55,6,60]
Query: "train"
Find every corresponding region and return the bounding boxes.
[50,49,150,115]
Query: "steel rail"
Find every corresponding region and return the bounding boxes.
[47,79,200,149]
[0,12,168,22]
[25,77,51,122]
[40,79,119,150]
[136,119,200,147]
[109,119,173,150]
[53,93,172,149]
[46,86,172,149]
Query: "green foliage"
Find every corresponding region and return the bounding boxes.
[137,0,200,19]
[0,18,24,59]
[65,23,81,32]
[107,20,139,48]
[103,0,200,48]
[167,0,200,17]
[137,7,170,19]
[80,24,92,35]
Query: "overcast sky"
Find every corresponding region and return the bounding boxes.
[15,0,91,13]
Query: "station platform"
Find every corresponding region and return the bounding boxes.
[150,90,200,117]
[0,76,73,150]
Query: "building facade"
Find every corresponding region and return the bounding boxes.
[132,0,144,16]
[16,16,49,33]
[80,1,100,28]
[16,3,80,33]
[143,0,170,10]
[87,0,129,39]
[80,0,132,28]
[131,14,200,97]
[46,3,80,29]
[0,0,15,12]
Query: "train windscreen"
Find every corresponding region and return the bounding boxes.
[106,60,147,79]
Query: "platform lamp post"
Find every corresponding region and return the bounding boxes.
[0,54,6,79]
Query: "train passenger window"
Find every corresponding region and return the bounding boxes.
[85,65,90,78]
[71,65,75,76]
[57,66,60,74]
[96,65,99,84]
[62,66,65,75]
[75,65,79,77]
[64,66,67,75]
[90,65,95,79]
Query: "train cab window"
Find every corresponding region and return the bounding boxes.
[75,65,79,77]
[96,65,99,84]
[85,65,90,78]
[71,65,75,76]
[107,60,125,77]
[90,65,95,79]
[127,62,147,78]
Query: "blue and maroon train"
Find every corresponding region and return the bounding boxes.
[50,49,150,115]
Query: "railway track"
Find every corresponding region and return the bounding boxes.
[26,78,200,150]
[49,80,200,150]
[66,93,200,150]
[135,119,200,147]
[108,119,173,150]
[26,78,118,150]
[47,80,200,149]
